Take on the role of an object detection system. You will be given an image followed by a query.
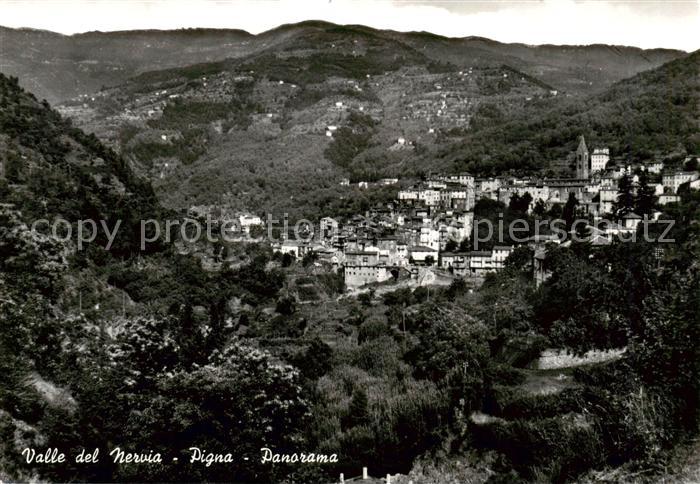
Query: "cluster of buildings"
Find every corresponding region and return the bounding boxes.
[272,171,481,286]
[185,205,264,236]
[484,137,698,216]
[439,246,515,277]
[271,136,699,289]
[273,169,520,287]
[176,134,699,290]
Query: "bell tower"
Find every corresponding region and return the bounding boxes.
[575,135,589,179]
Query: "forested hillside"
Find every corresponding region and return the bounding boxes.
[0,74,168,257]
[55,23,557,215]
[58,36,698,218]
[0,73,312,482]
[442,49,700,175]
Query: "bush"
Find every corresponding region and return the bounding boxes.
[275,295,296,315]
[352,336,401,377]
[487,386,585,420]
[357,316,389,344]
[470,415,605,481]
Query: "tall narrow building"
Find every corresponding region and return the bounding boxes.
[575,135,590,179]
[591,148,610,173]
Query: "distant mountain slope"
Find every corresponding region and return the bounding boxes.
[56,25,557,216]
[0,21,685,103]
[439,49,700,175]
[52,24,697,215]
[0,27,258,104]
[396,32,683,94]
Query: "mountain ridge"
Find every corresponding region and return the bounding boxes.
[0,21,685,103]
[9,21,685,54]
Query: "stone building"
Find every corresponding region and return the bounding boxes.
[440,252,469,276]
[343,265,393,288]
[575,135,590,180]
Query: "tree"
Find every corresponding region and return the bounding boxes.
[615,173,635,219]
[444,239,458,252]
[533,198,547,218]
[281,252,294,267]
[301,251,318,267]
[275,295,296,315]
[477,269,534,333]
[508,192,533,214]
[534,247,628,351]
[120,342,310,482]
[508,193,522,213]
[405,304,490,382]
[444,277,467,300]
[108,315,181,377]
[4,151,24,183]
[345,388,370,429]
[503,246,534,276]
[382,287,413,307]
[562,192,579,231]
[292,337,333,380]
[631,271,700,429]
[249,224,265,239]
[635,170,656,217]
[573,219,592,245]
[176,303,206,367]
[358,288,375,307]
[548,203,563,219]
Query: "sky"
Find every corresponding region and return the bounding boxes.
[0,0,698,51]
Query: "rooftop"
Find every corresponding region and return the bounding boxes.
[345,251,378,256]
[281,239,309,247]
[409,245,438,252]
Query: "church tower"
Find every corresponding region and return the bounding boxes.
[575,135,589,179]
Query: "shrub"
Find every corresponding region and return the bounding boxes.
[357,316,390,344]
[352,336,401,377]
[470,415,605,481]
[275,295,296,315]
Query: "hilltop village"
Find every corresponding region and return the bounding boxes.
[181,137,700,290]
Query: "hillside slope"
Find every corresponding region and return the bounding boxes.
[440,49,700,175]
[53,29,697,216]
[0,74,312,483]
[395,31,683,94]
[57,25,557,215]
[0,26,259,104]
[0,73,166,256]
